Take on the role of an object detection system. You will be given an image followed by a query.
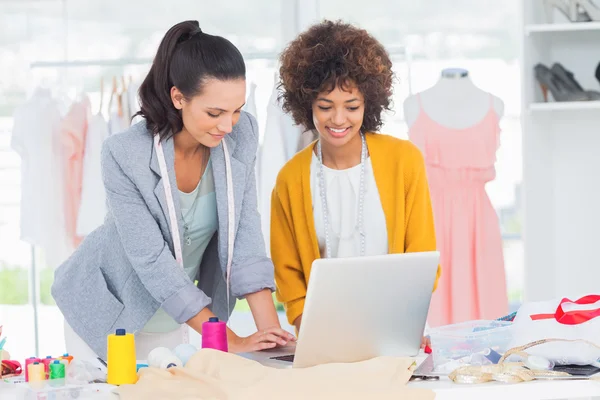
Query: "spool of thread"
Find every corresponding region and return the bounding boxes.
[482,348,502,364]
[147,347,183,369]
[42,356,54,375]
[107,329,137,385]
[173,343,198,366]
[60,353,73,364]
[25,357,41,382]
[202,317,228,352]
[27,362,45,384]
[49,360,65,379]
[136,363,148,372]
[49,360,66,386]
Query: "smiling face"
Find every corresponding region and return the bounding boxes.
[312,82,365,149]
[171,78,246,147]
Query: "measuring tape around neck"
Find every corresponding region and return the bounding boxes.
[154,134,235,337]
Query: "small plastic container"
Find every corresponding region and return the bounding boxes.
[429,320,513,372]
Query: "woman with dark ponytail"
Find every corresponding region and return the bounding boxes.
[52,20,295,362]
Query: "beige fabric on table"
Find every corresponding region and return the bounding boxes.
[116,349,436,400]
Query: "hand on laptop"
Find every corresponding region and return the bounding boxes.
[229,326,296,353]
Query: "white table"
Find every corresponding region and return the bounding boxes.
[3,378,600,399]
[411,377,600,400]
[407,353,600,400]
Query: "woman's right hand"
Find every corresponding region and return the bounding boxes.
[228,326,295,353]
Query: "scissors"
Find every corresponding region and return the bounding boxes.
[410,354,441,381]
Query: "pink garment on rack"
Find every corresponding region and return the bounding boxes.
[408,94,508,327]
[60,97,90,248]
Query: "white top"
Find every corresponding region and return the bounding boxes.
[11,87,73,266]
[310,153,388,258]
[76,112,109,236]
[257,83,304,256]
[142,160,218,333]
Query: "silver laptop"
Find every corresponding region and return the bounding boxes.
[240,251,440,369]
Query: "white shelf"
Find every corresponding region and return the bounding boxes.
[529,101,600,111]
[525,22,600,34]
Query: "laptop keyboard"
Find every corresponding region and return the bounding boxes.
[270,354,295,362]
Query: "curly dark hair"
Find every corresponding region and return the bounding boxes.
[278,20,394,133]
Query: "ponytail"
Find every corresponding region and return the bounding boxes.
[135,20,246,140]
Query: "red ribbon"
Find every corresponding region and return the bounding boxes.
[530,295,600,325]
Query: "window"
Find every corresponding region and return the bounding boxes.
[0,0,284,361]
[0,1,524,361]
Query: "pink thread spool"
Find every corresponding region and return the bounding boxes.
[202,317,228,352]
[24,357,41,382]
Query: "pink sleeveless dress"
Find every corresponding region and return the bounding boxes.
[408,94,508,327]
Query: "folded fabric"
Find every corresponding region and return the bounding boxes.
[116,349,435,400]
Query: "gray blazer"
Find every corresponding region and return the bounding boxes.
[51,111,275,360]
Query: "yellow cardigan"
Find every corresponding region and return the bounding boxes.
[270,132,441,325]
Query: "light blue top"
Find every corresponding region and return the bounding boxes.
[142,160,217,333]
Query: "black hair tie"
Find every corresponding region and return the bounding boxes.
[178,28,203,44]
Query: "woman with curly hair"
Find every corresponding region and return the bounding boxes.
[271,20,441,333]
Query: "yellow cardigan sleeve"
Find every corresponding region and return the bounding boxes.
[270,188,308,326]
[403,149,441,291]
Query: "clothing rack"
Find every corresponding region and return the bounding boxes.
[29,47,413,95]
[29,51,288,69]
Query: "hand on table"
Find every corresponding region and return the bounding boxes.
[229,326,296,353]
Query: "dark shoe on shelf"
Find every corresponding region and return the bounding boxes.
[551,62,600,99]
[595,61,600,85]
[551,63,584,91]
[534,63,590,102]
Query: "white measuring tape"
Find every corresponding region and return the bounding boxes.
[154,134,235,342]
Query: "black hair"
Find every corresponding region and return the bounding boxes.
[135,20,246,140]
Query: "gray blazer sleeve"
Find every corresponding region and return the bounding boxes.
[101,141,211,324]
[230,114,276,298]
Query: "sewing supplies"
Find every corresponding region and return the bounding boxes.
[49,360,66,386]
[107,329,137,385]
[202,317,228,352]
[173,343,198,366]
[0,336,6,351]
[60,353,73,364]
[42,356,54,375]
[448,338,600,384]
[1,360,22,378]
[24,357,41,382]
[410,355,440,381]
[496,311,517,322]
[136,363,148,372]
[148,347,183,369]
[27,362,46,387]
[449,362,570,384]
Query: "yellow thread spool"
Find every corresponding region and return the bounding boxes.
[27,362,46,388]
[107,329,137,385]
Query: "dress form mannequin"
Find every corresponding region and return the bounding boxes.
[404,68,509,327]
[403,68,504,129]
